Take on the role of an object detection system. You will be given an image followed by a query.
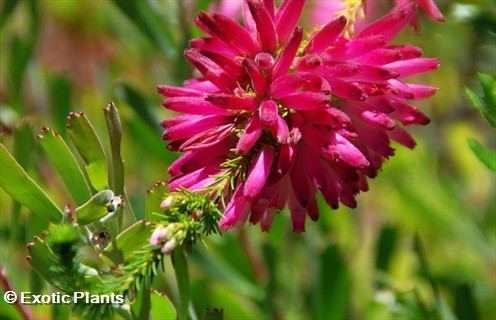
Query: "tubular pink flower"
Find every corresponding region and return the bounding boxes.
[416,0,445,21]
[244,145,275,201]
[158,0,440,232]
[357,2,417,41]
[397,0,445,24]
[275,0,305,44]
[304,16,347,55]
[247,0,278,53]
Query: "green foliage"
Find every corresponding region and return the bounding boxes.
[110,0,178,59]
[0,0,20,31]
[466,73,496,171]
[0,143,63,222]
[27,224,116,319]
[202,308,224,320]
[38,127,92,205]
[465,74,496,127]
[146,181,169,223]
[467,138,496,171]
[150,290,176,320]
[74,190,120,225]
[151,188,223,252]
[101,219,153,267]
[66,112,109,191]
[1,1,495,320]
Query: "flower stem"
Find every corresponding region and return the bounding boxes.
[1,267,32,320]
[171,248,191,320]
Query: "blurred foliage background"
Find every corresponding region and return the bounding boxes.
[0,0,495,319]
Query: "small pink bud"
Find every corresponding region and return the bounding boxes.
[255,52,274,69]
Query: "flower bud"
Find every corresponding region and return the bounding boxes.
[255,52,274,69]
[150,225,167,246]
[160,196,176,210]
[161,238,178,254]
[106,195,123,212]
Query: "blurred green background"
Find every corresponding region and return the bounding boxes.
[0,0,494,319]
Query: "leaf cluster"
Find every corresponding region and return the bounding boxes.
[465,73,496,171]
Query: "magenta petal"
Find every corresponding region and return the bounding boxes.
[184,80,221,93]
[387,79,415,99]
[271,72,330,98]
[289,159,311,208]
[259,100,278,126]
[274,143,296,177]
[388,125,417,149]
[360,111,395,130]
[157,85,206,98]
[353,64,399,81]
[396,45,424,60]
[162,115,228,141]
[294,54,323,71]
[242,1,257,35]
[206,93,258,112]
[163,97,231,116]
[261,208,276,232]
[300,142,327,191]
[169,140,231,175]
[161,115,200,128]
[270,73,308,97]
[169,151,195,176]
[321,169,339,209]
[324,35,386,60]
[275,0,305,44]
[288,187,306,232]
[243,58,267,96]
[180,124,234,151]
[220,185,250,230]
[199,50,245,80]
[304,15,347,55]
[244,145,275,201]
[335,133,370,168]
[272,176,290,209]
[334,177,358,208]
[389,99,431,125]
[317,62,360,77]
[418,0,445,22]
[323,77,367,101]
[236,113,263,154]
[169,166,220,191]
[196,11,260,56]
[385,58,440,78]
[410,84,439,99]
[249,203,267,225]
[247,0,278,53]
[271,27,303,80]
[263,0,275,19]
[349,119,395,159]
[307,195,319,221]
[270,115,290,143]
[190,36,234,55]
[358,45,423,65]
[255,52,275,69]
[356,48,404,65]
[325,132,370,168]
[357,3,417,41]
[184,49,237,93]
[211,13,260,55]
[278,92,330,110]
[299,108,351,127]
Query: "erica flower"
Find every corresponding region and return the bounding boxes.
[158,0,440,232]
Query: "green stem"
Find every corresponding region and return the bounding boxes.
[104,102,136,232]
[171,248,191,320]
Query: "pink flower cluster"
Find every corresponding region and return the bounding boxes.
[158,0,440,232]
